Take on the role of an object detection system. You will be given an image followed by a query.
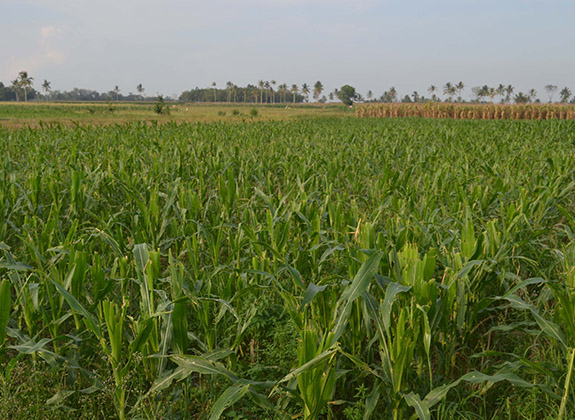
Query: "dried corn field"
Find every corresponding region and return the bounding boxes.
[357,102,575,120]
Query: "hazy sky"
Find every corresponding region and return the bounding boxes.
[1,0,574,99]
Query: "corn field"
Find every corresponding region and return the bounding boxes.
[1,119,575,419]
[357,103,575,120]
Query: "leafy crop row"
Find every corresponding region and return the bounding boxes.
[1,119,575,419]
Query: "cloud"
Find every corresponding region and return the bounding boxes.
[4,25,69,78]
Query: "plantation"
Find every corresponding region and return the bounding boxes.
[1,118,575,419]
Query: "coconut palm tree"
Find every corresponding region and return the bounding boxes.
[560,87,572,103]
[258,80,265,103]
[136,83,145,99]
[528,89,537,103]
[301,83,310,102]
[428,85,437,101]
[42,80,51,101]
[496,84,506,103]
[18,71,34,102]
[211,82,217,102]
[505,85,515,103]
[456,81,465,102]
[313,81,323,102]
[113,85,120,101]
[270,80,276,103]
[514,92,529,104]
[443,82,456,102]
[290,84,298,104]
[277,83,287,103]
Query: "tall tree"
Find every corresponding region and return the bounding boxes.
[136,83,145,99]
[560,87,572,103]
[226,81,234,102]
[211,82,217,102]
[313,81,323,101]
[443,82,456,102]
[337,85,357,106]
[528,88,537,103]
[496,84,506,103]
[258,80,265,103]
[290,84,298,104]
[428,85,437,101]
[301,83,310,102]
[455,81,465,102]
[544,84,558,103]
[367,90,373,101]
[42,80,51,100]
[270,80,276,103]
[505,85,515,103]
[18,71,34,102]
[514,92,529,103]
[113,85,120,101]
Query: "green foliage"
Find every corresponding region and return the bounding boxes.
[154,95,169,115]
[338,84,358,106]
[0,118,575,418]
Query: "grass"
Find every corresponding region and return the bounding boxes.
[1,117,575,419]
[0,102,354,129]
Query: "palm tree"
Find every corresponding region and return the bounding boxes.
[264,81,271,103]
[505,85,515,103]
[528,89,537,103]
[136,83,145,99]
[412,91,419,102]
[560,87,572,103]
[211,82,217,102]
[328,92,334,101]
[270,80,276,103]
[313,81,323,102]
[278,83,287,103]
[113,85,120,101]
[225,81,234,102]
[290,84,298,104]
[428,85,437,101]
[367,90,373,101]
[18,71,34,102]
[258,80,265,103]
[443,82,456,102]
[388,87,397,103]
[42,80,51,101]
[301,83,310,102]
[456,81,464,102]
[514,92,529,104]
[496,84,506,103]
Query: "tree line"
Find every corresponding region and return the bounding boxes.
[2,71,575,105]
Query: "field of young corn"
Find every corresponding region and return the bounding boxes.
[1,118,575,419]
[357,103,575,120]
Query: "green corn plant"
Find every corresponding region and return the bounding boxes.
[0,279,11,349]
[274,251,382,420]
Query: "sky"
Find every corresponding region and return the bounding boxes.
[1,0,574,100]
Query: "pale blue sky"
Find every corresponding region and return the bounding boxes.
[1,0,574,99]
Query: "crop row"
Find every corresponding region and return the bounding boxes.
[1,119,575,419]
[356,103,575,120]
